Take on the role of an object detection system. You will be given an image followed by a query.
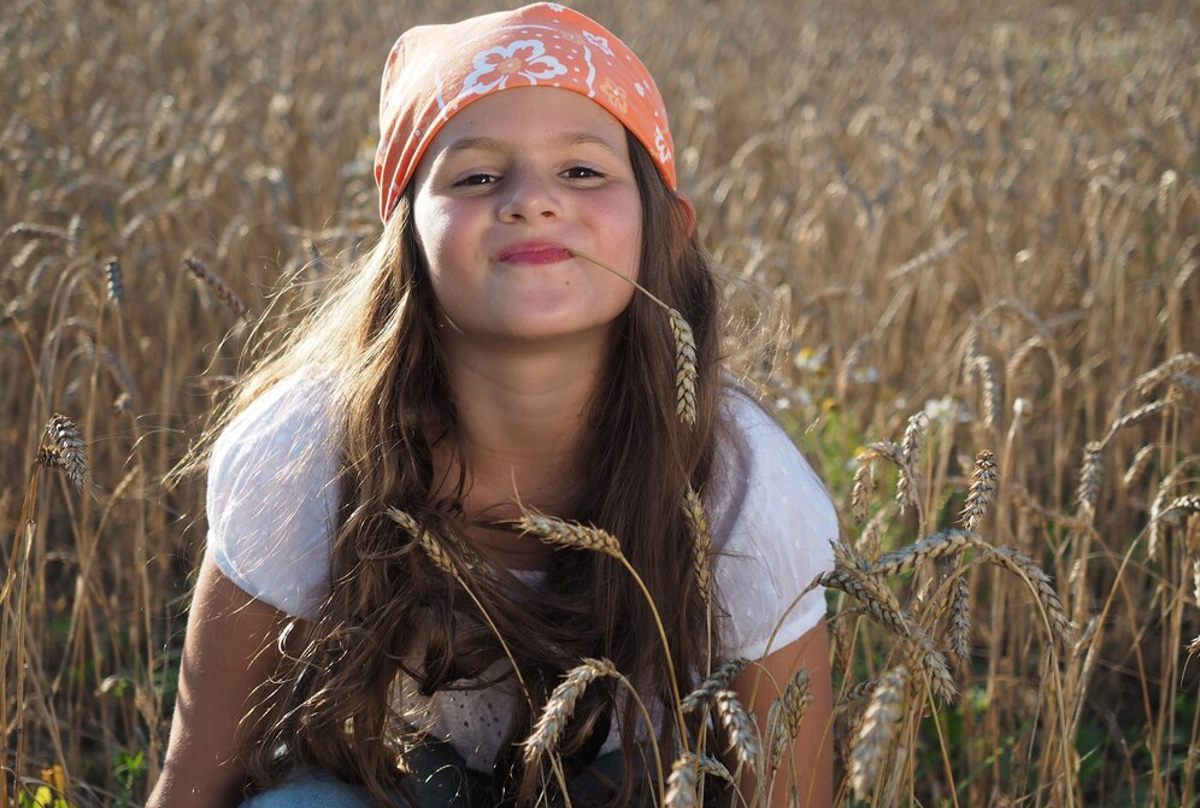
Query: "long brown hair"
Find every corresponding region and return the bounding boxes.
[216,131,726,806]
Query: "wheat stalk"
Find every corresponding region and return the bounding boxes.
[1102,400,1167,446]
[671,308,698,425]
[1123,445,1156,488]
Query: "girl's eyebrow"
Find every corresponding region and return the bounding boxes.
[443,132,623,159]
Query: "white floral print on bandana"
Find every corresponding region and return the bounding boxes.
[461,39,568,95]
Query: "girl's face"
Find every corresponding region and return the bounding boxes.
[411,87,642,351]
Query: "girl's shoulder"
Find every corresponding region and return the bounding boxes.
[206,369,342,619]
[708,381,838,659]
[711,382,834,529]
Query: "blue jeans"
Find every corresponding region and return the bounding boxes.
[240,733,645,807]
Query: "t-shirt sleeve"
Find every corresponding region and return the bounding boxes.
[204,373,340,620]
[709,390,838,661]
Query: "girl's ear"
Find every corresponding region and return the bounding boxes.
[675,192,696,239]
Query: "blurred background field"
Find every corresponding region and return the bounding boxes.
[1,0,1196,805]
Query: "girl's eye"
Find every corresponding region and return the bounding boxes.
[564,166,604,180]
[455,173,498,187]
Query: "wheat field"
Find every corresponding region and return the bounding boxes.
[1,0,1196,805]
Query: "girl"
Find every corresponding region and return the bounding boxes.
[148,4,836,807]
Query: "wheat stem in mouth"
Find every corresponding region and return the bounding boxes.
[567,248,697,425]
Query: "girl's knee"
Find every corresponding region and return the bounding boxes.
[240,771,378,808]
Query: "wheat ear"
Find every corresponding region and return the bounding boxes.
[182,254,251,320]
[681,656,750,712]
[524,658,617,764]
[960,450,998,531]
[714,689,761,769]
[682,486,713,601]
[514,511,622,559]
[768,669,814,773]
[37,414,88,491]
[664,754,700,808]
[850,666,908,800]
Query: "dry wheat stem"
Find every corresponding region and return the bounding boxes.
[524,658,617,765]
[850,666,908,800]
[886,228,967,281]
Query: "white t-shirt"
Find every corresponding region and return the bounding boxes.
[206,371,836,770]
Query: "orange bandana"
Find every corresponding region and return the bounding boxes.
[373,3,677,223]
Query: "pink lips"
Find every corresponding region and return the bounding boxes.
[495,241,572,265]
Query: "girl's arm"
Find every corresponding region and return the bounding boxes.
[147,554,303,808]
[728,621,834,808]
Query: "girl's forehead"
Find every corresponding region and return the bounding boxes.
[424,87,628,156]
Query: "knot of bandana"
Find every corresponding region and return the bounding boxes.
[373,2,677,223]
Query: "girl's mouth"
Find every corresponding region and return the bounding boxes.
[495,242,573,265]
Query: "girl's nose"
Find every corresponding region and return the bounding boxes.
[498,171,561,223]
